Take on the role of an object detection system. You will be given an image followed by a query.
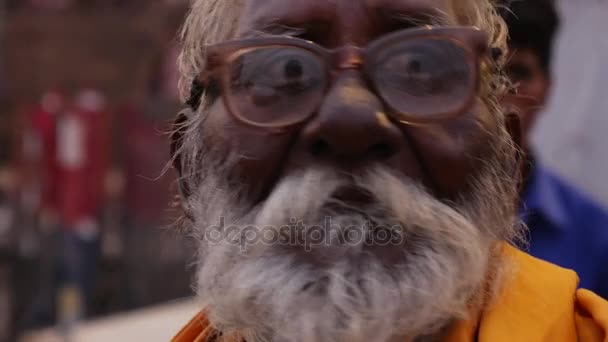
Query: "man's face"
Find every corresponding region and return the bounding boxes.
[504,48,550,148]
[179,0,521,341]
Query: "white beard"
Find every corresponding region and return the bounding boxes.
[193,156,513,342]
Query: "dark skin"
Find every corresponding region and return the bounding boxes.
[175,0,521,209]
[504,48,550,151]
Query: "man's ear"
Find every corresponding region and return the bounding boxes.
[173,77,207,176]
[171,108,193,201]
[505,111,523,157]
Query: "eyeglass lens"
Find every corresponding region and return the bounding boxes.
[371,38,473,120]
[228,47,327,126]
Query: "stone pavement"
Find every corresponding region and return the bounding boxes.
[19,298,199,342]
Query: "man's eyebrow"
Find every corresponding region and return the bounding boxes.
[242,2,451,38]
[245,22,309,38]
[369,0,452,27]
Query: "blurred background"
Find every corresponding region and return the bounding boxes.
[0,1,197,341]
[1,0,608,341]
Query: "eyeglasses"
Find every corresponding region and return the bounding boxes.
[199,26,489,130]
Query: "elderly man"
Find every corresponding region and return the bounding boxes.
[170,0,608,341]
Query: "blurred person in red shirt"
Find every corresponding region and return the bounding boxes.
[18,91,64,227]
[56,89,108,232]
[8,91,65,331]
[54,88,110,324]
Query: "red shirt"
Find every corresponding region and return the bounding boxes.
[55,104,109,227]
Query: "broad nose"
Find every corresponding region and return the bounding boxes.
[299,74,403,162]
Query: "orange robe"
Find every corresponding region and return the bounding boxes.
[173,245,608,342]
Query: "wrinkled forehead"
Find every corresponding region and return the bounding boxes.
[238,0,454,39]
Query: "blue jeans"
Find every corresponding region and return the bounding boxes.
[57,230,100,316]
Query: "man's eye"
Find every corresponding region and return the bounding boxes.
[228,48,325,108]
[384,55,441,95]
[372,39,471,106]
[233,51,303,84]
[268,57,308,85]
[389,55,429,77]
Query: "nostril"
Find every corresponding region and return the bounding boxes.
[369,143,395,160]
[310,139,330,157]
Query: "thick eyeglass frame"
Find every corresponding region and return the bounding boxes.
[198,26,490,130]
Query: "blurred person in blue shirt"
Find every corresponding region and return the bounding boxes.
[502,0,608,298]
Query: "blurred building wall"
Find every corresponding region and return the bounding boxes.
[4,4,181,104]
[533,0,608,209]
